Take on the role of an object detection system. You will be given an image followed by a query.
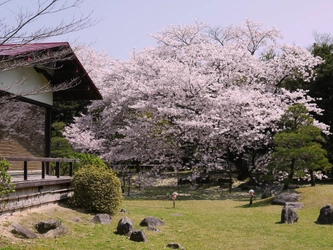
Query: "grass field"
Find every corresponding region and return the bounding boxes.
[1,184,333,250]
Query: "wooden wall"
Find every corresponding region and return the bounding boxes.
[0,139,40,171]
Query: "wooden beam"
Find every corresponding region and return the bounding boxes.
[14,178,72,189]
[1,157,79,162]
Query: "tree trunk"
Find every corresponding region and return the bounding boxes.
[176,167,180,192]
[235,155,250,181]
[284,159,295,190]
[283,181,289,190]
[227,149,232,193]
[135,161,141,173]
[309,169,316,186]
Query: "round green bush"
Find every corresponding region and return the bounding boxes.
[71,164,123,215]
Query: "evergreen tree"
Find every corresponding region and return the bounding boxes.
[51,122,75,158]
[269,104,331,189]
[52,101,91,126]
[307,42,333,161]
[283,34,333,162]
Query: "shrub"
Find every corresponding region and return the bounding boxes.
[52,153,107,176]
[72,153,108,169]
[70,163,122,215]
[0,158,16,197]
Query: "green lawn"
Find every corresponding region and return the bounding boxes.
[1,184,333,250]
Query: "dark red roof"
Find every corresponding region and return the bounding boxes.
[0,42,69,56]
[0,42,103,102]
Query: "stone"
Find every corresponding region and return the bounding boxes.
[281,205,299,224]
[166,242,185,249]
[90,214,111,224]
[147,226,161,232]
[35,219,61,234]
[285,202,303,210]
[129,230,148,242]
[116,216,134,235]
[120,208,129,213]
[72,217,82,223]
[11,223,38,239]
[317,204,333,224]
[139,216,165,227]
[261,185,283,199]
[272,192,301,205]
[43,225,68,238]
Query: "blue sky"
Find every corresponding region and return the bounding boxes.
[5,0,333,60]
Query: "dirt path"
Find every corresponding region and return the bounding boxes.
[0,203,66,242]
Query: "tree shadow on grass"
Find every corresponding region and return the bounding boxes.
[235,197,274,208]
[127,184,265,201]
[125,184,281,205]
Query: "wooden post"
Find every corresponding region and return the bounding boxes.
[42,161,45,179]
[24,161,28,180]
[46,162,50,175]
[56,162,60,178]
[44,106,52,158]
[69,162,73,177]
[45,107,52,175]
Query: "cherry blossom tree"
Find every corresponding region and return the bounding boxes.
[65,20,328,182]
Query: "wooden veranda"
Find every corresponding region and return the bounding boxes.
[0,156,79,213]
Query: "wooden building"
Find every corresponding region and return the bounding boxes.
[0,42,102,212]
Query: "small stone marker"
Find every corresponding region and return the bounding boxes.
[249,189,255,206]
[172,192,178,208]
